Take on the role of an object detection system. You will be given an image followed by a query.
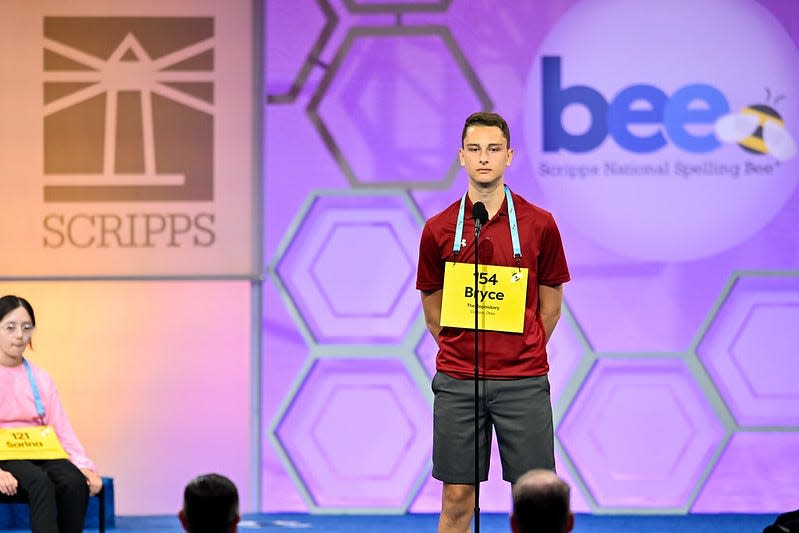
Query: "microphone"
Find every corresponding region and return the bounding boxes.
[472,202,488,233]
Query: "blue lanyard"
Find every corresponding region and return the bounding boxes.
[23,358,46,424]
[452,185,521,258]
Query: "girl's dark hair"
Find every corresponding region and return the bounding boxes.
[0,295,36,326]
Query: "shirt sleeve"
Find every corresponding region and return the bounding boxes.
[40,369,96,471]
[416,221,445,292]
[537,212,571,286]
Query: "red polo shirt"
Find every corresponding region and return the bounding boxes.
[416,189,570,379]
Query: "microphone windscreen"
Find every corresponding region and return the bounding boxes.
[472,202,489,225]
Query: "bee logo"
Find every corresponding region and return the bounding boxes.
[714,90,797,161]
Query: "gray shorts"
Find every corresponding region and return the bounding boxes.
[432,372,554,484]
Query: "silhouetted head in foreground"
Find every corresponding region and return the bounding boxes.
[511,469,574,533]
[179,473,239,533]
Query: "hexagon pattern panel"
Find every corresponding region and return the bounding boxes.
[275,358,432,508]
[265,0,335,102]
[263,0,799,513]
[308,26,490,187]
[692,432,799,512]
[697,275,799,427]
[558,359,725,509]
[274,192,422,344]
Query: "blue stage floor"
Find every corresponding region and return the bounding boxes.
[4,512,774,532]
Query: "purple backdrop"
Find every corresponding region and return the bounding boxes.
[263,0,799,514]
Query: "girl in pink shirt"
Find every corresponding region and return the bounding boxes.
[0,295,102,533]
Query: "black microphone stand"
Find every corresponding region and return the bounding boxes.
[473,214,482,533]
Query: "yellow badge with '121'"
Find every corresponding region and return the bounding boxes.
[440,262,528,333]
[0,425,69,460]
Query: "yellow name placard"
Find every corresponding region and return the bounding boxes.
[440,262,528,333]
[0,425,69,460]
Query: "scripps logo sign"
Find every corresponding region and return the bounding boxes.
[42,17,216,249]
[524,0,799,261]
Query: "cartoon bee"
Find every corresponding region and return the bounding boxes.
[714,90,797,161]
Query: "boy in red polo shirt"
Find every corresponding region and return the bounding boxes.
[417,112,570,533]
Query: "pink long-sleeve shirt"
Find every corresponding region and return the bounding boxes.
[0,358,95,470]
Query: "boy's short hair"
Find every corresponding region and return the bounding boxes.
[461,111,511,147]
[182,474,239,533]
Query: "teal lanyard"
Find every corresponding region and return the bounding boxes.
[453,185,521,258]
[23,358,46,424]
